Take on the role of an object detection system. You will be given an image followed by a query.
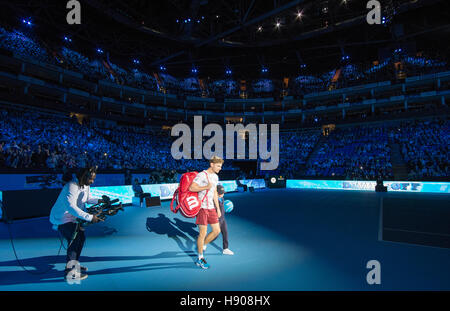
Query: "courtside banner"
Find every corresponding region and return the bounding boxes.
[89,179,267,204]
[287,180,376,191]
[383,181,450,193]
[287,180,450,194]
[221,179,266,193]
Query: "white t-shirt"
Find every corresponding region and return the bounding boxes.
[49,180,99,225]
[193,170,218,210]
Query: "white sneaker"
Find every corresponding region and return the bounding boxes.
[222,248,234,255]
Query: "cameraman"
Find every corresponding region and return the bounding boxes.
[49,166,103,280]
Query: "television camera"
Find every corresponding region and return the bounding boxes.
[78,195,124,226]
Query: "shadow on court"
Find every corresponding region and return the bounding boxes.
[0,252,200,286]
[145,214,222,260]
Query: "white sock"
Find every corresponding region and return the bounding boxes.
[198,253,204,260]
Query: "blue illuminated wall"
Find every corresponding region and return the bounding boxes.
[286,180,450,194]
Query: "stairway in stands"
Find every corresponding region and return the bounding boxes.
[300,134,327,175]
[91,127,119,146]
[389,140,409,180]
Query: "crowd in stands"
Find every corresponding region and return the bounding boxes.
[60,47,109,80]
[403,56,447,74]
[289,53,449,96]
[109,62,159,91]
[0,24,448,181]
[0,108,447,181]
[0,26,55,65]
[0,109,209,173]
[273,130,321,179]
[291,75,328,95]
[209,80,239,98]
[1,24,448,100]
[304,125,394,180]
[95,125,184,171]
[392,119,449,180]
[0,110,112,170]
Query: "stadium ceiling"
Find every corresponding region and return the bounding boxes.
[1,0,449,78]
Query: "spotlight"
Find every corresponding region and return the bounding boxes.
[22,18,33,26]
[296,11,303,19]
[257,26,263,32]
[97,48,104,54]
[160,65,166,71]
[275,21,281,28]
[133,59,140,64]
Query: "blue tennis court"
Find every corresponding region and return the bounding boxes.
[1,189,449,290]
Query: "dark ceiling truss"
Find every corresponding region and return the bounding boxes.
[0,0,448,78]
[242,0,257,23]
[151,0,308,66]
[214,0,445,47]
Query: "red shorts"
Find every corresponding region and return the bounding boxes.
[195,208,219,226]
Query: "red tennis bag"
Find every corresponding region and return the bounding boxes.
[170,171,209,218]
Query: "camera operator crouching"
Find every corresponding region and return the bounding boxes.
[49,166,104,281]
